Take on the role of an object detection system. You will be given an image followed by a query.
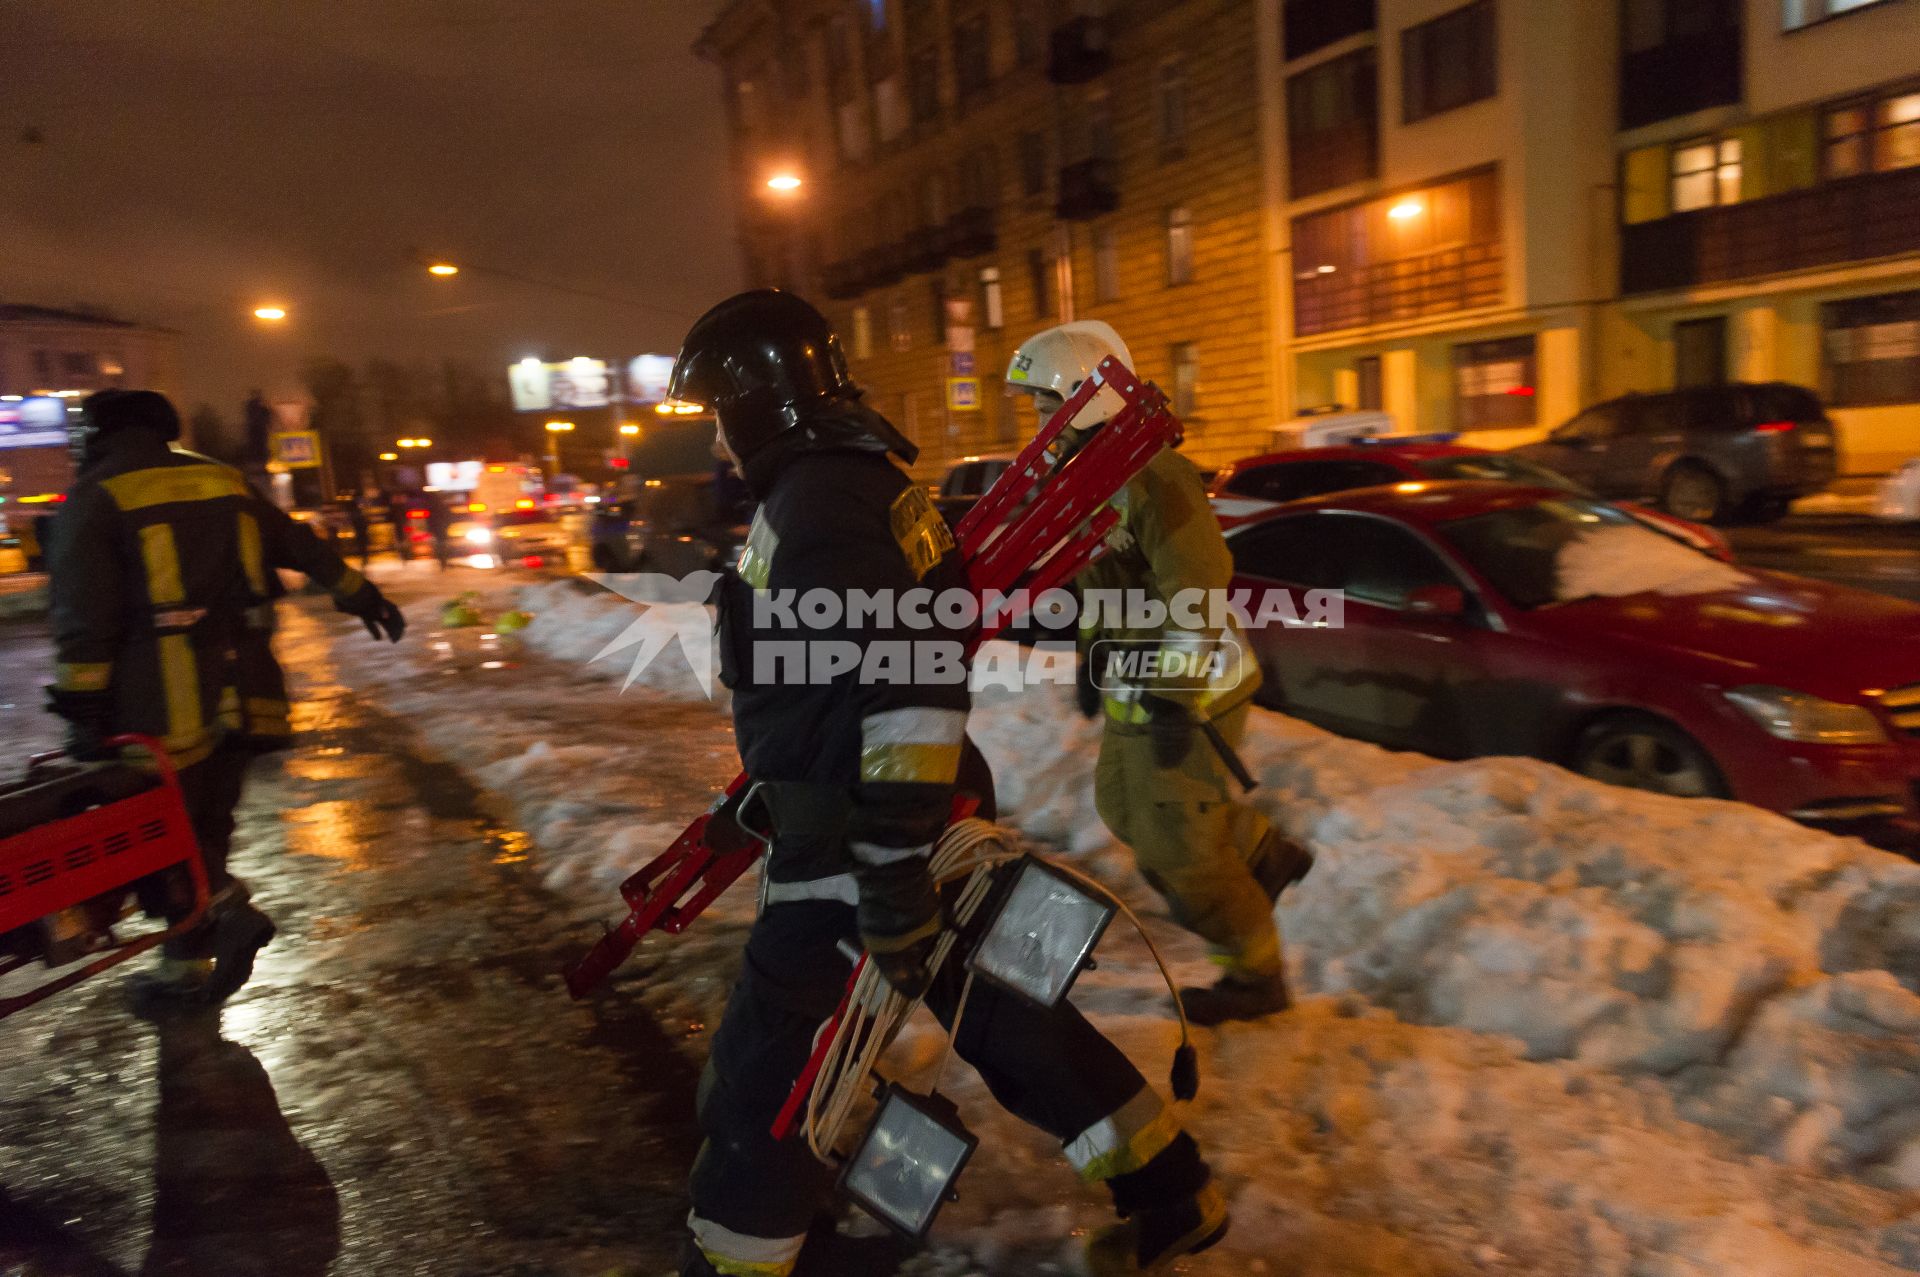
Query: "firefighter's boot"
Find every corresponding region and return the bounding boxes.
[1087,1133,1229,1275]
[1180,966,1292,1027]
[1248,831,1314,905]
[198,882,277,1004]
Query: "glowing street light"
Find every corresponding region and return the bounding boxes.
[544,420,576,433]
[766,173,803,193]
[619,422,642,436]
[1388,198,1426,221]
[427,262,460,277]
[544,419,575,477]
[379,452,399,461]
[253,305,288,322]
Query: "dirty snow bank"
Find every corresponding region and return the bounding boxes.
[322,575,1920,1273]
[1555,521,1752,600]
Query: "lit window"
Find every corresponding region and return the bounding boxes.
[978,267,1004,330]
[889,294,913,352]
[1823,88,1920,179]
[1823,289,1920,407]
[1716,136,1743,205]
[1171,343,1199,418]
[1165,206,1194,286]
[1454,335,1537,429]
[1876,91,1920,171]
[852,306,874,359]
[1670,138,1741,212]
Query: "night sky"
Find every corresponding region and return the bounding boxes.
[0,0,742,417]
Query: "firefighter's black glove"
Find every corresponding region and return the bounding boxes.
[45,686,113,760]
[338,582,406,643]
[856,857,943,1001]
[1141,693,1196,769]
[1075,649,1102,720]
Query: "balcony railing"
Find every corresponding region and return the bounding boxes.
[1621,166,1920,296]
[1047,16,1111,85]
[942,206,998,258]
[1056,157,1120,221]
[865,242,909,290]
[1283,0,1374,61]
[1293,242,1505,338]
[901,226,949,274]
[821,259,867,301]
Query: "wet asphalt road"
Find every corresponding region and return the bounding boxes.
[1729,517,1920,602]
[0,606,703,1277]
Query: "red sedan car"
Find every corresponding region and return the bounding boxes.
[1225,481,1920,848]
[1211,440,1732,559]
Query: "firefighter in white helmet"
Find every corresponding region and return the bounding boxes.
[1007,321,1312,1025]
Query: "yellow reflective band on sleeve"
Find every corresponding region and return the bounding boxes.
[138,523,184,606]
[237,511,267,597]
[55,662,112,692]
[157,633,204,750]
[688,1214,803,1277]
[333,566,366,598]
[102,463,248,513]
[889,484,955,582]
[1065,1086,1184,1184]
[737,511,777,591]
[859,741,963,784]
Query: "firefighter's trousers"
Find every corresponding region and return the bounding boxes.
[687,862,1185,1275]
[1093,702,1283,980]
[159,741,253,960]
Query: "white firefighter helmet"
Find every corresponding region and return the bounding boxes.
[1005,320,1133,433]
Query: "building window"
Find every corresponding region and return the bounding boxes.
[1619,0,1742,130]
[1674,316,1728,388]
[1671,136,1741,211]
[1094,223,1121,302]
[889,293,913,351]
[1824,290,1920,406]
[1156,60,1189,160]
[1824,87,1920,180]
[1356,355,1383,410]
[875,76,909,142]
[1402,2,1497,124]
[1283,0,1376,61]
[1292,166,1503,336]
[1454,336,1537,429]
[1027,247,1052,319]
[979,266,1004,330]
[851,306,874,359]
[1287,47,1378,198]
[929,277,949,340]
[1171,343,1199,418]
[954,12,990,101]
[1019,130,1048,197]
[1165,206,1195,286]
[1784,0,1896,31]
[909,47,940,124]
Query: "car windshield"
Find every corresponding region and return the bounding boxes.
[1413,453,1590,495]
[1438,498,1749,608]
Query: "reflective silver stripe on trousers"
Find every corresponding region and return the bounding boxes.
[859,705,968,748]
[1063,1085,1166,1175]
[849,839,936,867]
[687,1211,806,1267]
[763,873,860,907]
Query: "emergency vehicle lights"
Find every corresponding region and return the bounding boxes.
[840,1087,977,1241]
[966,856,1115,1009]
[515,498,535,509]
[465,527,493,545]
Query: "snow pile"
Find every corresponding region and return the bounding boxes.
[317,576,1920,1273]
[1555,521,1752,600]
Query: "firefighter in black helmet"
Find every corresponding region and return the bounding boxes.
[669,291,1227,1277]
[46,389,405,1006]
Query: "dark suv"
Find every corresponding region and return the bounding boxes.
[1508,383,1837,524]
[590,473,752,575]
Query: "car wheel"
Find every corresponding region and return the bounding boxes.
[1740,494,1793,524]
[1570,713,1729,800]
[1660,463,1727,524]
[590,543,620,571]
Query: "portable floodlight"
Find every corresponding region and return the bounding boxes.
[839,1086,979,1240]
[966,855,1116,1008]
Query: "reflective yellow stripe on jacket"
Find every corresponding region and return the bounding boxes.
[137,521,207,758]
[102,463,249,513]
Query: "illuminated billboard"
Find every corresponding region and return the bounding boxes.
[0,396,71,449]
[509,358,612,413]
[627,354,676,404]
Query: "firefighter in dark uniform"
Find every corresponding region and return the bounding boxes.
[668,291,1227,1277]
[45,389,405,1005]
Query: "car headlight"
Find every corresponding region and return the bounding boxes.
[1724,685,1887,745]
[465,527,493,545]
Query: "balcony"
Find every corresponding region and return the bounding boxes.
[901,225,949,274]
[1293,242,1505,338]
[1047,16,1111,85]
[1055,158,1119,221]
[943,205,998,258]
[821,259,867,301]
[1283,0,1374,61]
[1619,25,1740,129]
[1621,166,1920,296]
[864,241,908,290]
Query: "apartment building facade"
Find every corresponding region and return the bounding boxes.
[697,0,1285,475]
[702,0,1920,477]
[1610,0,1920,472]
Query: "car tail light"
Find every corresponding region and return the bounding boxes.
[516,499,535,509]
[407,509,428,519]
[1753,420,1795,434]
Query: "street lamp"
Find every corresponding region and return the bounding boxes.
[252,305,288,322]
[1388,198,1426,222]
[619,423,641,437]
[766,172,803,193]
[427,262,460,277]
[544,419,575,476]
[379,452,399,462]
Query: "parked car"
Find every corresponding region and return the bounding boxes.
[935,453,1016,525]
[1507,383,1837,525]
[1210,440,1731,560]
[590,473,751,576]
[463,507,569,563]
[1225,480,1920,848]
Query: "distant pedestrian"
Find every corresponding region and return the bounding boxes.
[346,495,371,569]
[387,495,409,562]
[425,493,453,570]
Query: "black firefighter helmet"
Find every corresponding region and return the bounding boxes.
[668,288,915,468]
[73,388,182,468]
